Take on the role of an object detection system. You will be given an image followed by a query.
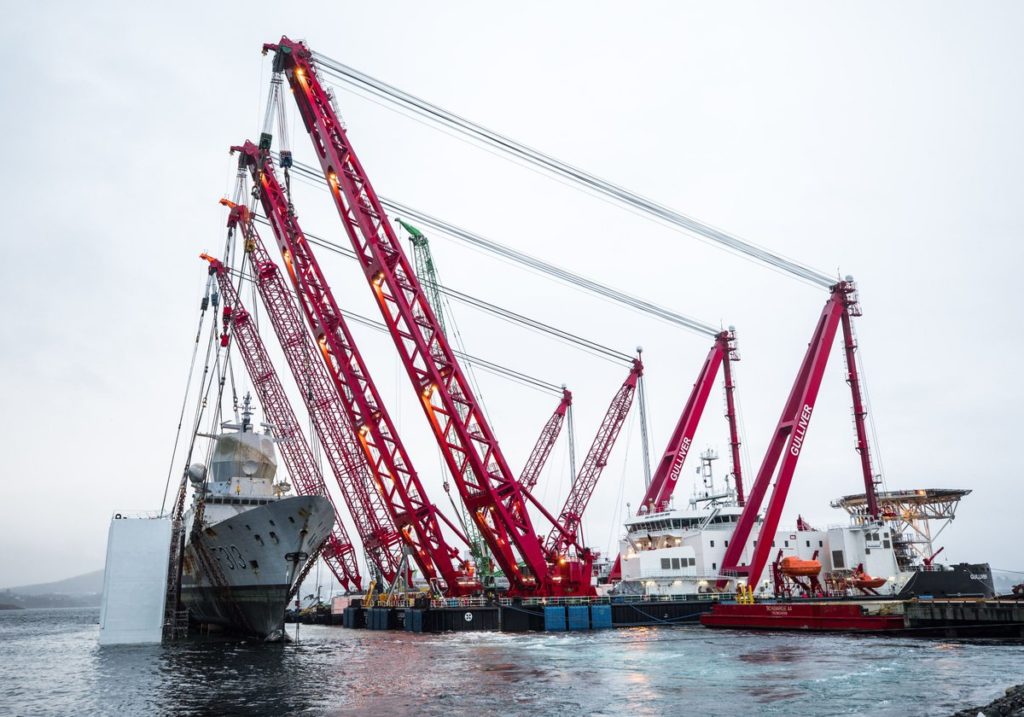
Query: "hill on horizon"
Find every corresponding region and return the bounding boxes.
[1,569,104,596]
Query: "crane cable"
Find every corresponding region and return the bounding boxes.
[282,153,721,338]
[310,52,835,289]
[159,273,217,515]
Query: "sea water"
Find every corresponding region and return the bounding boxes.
[1,607,1021,716]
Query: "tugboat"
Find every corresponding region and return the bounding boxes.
[179,395,335,640]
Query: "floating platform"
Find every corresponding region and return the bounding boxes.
[699,600,905,633]
[341,595,723,633]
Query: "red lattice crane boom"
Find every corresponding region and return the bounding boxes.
[201,254,362,591]
[233,142,478,595]
[544,359,643,558]
[518,388,572,492]
[267,37,588,595]
[219,202,405,583]
[719,279,878,588]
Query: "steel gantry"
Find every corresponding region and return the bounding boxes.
[201,254,362,591]
[232,141,479,596]
[266,36,591,595]
[719,279,880,588]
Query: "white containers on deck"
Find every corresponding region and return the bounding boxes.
[98,513,172,646]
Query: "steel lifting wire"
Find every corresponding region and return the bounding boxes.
[310,51,835,289]
[282,154,721,338]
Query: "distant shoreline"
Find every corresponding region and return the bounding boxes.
[0,603,24,610]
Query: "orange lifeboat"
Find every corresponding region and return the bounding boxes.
[779,556,821,577]
[851,573,887,589]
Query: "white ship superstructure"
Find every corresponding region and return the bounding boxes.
[613,451,988,599]
[179,400,334,639]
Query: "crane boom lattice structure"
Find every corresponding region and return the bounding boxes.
[233,141,478,595]
[220,202,407,583]
[544,359,643,558]
[268,37,591,596]
[202,254,362,591]
[519,389,572,491]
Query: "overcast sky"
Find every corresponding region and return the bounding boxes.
[2,1,1021,588]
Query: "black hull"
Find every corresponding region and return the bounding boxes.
[182,584,290,640]
[898,563,994,599]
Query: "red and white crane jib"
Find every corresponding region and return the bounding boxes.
[219,200,406,584]
[232,141,479,596]
[200,253,362,592]
[606,329,740,582]
[518,388,572,492]
[544,358,643,559]
[646,330,740,514]
[265,36,587,596]
[718,279,877,589]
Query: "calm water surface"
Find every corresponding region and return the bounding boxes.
[1,607,1021,716]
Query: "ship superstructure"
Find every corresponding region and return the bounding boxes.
[179,397,334,640]
[614,451,991,599]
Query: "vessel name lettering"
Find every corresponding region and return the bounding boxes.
[669,438,692,482]
[789,404,813,456]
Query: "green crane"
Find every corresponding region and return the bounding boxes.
[398,219,498,587]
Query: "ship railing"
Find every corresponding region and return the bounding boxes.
[111,509,167,520]
[429,597,498,609]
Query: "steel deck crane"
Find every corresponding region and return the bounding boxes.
[201,254,362,591]
[217,201,406,584]
[544,358,643,559]
[233,141,479,596]
[719,279,879,588]
[267,37,590,596]
[607,329,742,581]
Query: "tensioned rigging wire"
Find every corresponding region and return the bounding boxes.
[160,276,216,516]
[605,406,637,559]
[246,213,630,369]
[221,266,563,397]
[279,156,720,338]
[310,52,835,289]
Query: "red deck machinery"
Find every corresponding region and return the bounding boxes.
[266,37,592,596]
[233,142,479,596]
[719,278,880,588]
[201,254,362,591]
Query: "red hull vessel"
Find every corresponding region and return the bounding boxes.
[700,601,905,633]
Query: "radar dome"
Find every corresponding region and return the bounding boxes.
[187,464,207,484]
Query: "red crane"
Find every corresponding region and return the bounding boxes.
[201,254,362,591]
[608,329,741,581]
[719,279,878,588]
[544,359,643,558]
[518,388,572,491]
[267,37,589,596]
[218,202,405,584]
[233,141,478,595]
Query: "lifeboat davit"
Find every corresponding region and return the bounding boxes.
[852,573,887,589]
[779,556,821,577]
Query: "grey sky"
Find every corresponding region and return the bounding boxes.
[1,1,1021,587]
